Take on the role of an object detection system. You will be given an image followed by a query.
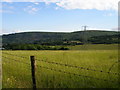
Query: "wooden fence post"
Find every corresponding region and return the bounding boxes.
[30,56,36,89]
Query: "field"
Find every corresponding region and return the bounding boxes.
[67,44,118,50]
[2,44,119,88]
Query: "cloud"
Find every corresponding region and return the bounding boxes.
[0,9,14,13]
[111,27,119,30]
[2,0,13,2]
[42,0,61,5]
[55,7,59,10]
[1,3,15,13]
[56,0,119,11]
[88,27,118,31]
[24,5,39,14]
[103,13,114,17]
[88,27,111,30]
[1,2,40,14]
[1,0,119,11]
[33,2,40,5]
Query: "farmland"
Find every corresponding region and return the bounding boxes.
[2,44,119,88]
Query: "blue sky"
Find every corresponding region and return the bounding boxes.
[1,1,118,34]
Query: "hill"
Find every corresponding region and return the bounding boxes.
[2,30,118,45]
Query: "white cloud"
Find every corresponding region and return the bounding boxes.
[56,0,119,11]
[103,13,114,17]
[33,2,40,5]
[12,29,73,33]
[88,27,110,30]
[2,0,13,2]
[42,0,61,5]
[0,3,15,13]
[111,27,119,30]
[0,9,14,13]
[24,5,39,14]
[87,27,118,31]
[55,7,59,10]
[1,0,119,11]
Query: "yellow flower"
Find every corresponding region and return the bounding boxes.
[7,78,10,82]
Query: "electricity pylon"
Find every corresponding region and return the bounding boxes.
[82,26,88,45]
[82,26,88,31]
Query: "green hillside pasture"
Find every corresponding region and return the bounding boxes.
[2,50,119,88]
[68,44,118,50]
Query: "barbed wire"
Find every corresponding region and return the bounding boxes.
[35,58,119,75]
[108,61,119,72]
[2,52,119,75]
[2,55,30,66]
[36,65,117,83]
[2,53,118,84]
[2,60,30,75]
[2,52,28,59]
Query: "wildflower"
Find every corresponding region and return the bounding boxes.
[7,78,10,82]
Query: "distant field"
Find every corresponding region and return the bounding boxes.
[67,44,118,50]
[2,44,119,88]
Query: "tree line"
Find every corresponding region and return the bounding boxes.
[3,44,69,50]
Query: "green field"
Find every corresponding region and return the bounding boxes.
[67,44,118,50]
[2,44,119,88]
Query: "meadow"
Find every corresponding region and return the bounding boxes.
[2,44,119,88]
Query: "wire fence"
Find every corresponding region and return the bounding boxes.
[2,52,119,88]
[2,52,119,75]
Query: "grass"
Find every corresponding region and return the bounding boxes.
[2,44,119,88]
[67,44,118,50]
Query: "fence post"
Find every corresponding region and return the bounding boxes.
[30,56,36,89]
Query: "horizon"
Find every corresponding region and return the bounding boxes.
[1,29,118,35]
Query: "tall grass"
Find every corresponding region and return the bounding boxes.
[2,48,119,88]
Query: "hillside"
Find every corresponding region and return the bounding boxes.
[2,30,118,45]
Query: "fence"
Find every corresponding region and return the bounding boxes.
[2,52,119,88]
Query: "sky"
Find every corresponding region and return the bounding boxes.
[0,0,119,34]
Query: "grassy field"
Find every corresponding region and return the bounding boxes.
[67,44,118,50]
[2,44,119,88]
